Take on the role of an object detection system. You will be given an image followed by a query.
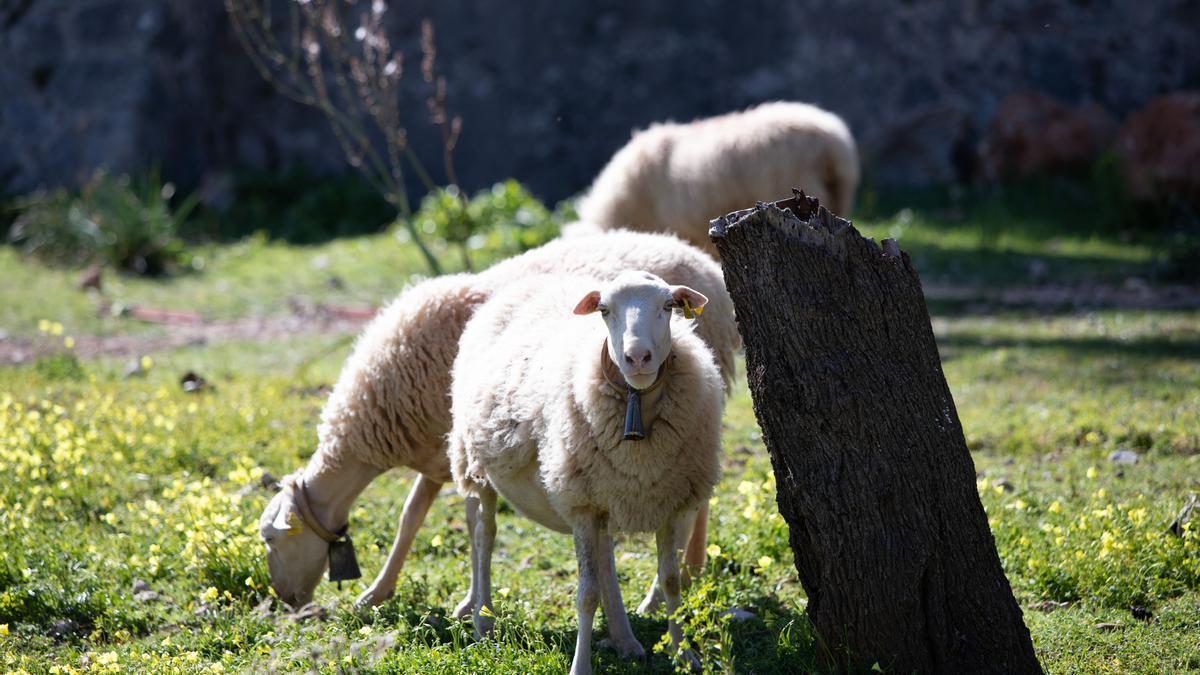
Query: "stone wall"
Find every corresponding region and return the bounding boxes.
[2,0,1198,202]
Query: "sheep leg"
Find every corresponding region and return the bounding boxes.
[595,526,645,661]
[657,515,701,671]
[637,507,702,615]
[684,502,709,571]
[570,514,602,675]
[452,494,479,619]
[470,486,498,639]
[355,474,442,609]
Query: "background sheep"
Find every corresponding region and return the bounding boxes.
[258,230,739,610]
[574,101,860,255]
[449,271,724,674]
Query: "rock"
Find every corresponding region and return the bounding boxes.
[1108,449,1139,465]
[981,92,1116,180]
[133,589,161,602]
[1094,622,1122,632]
[48,619,81,640]
[722,607,758,622]
[180,370,207,393]
[132,579,151,593]
[123,358,146,378]
[1116,92,1200,204]
[77,265,103,291]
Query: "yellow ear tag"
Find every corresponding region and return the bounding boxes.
[285,511,303,537]
[681,298,704,320]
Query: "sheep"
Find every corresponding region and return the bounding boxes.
[574,101,860,255]
[449,271,724,674]
[258,230,739,610]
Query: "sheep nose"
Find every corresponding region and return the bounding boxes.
[624,348,652,368]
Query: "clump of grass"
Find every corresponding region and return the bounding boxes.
[8,170,196,275]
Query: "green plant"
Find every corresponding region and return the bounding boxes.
[8,170,197,275]
[413,180,561,270]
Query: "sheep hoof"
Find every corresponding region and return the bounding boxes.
[353,584,394,609]
[636,590,663,615]
[598,636,647,662]
[451,596,474,620]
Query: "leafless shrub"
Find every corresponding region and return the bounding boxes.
[225,0,464,274]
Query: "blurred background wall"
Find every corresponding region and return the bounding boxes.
[2,0,1198,201]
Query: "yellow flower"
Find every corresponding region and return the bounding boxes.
[200,586,219,602]
[0,624,8,636]
[1086,466,1098,480]
[63,336,75,349]
[37,319,50,333]
[737,480,755,495]
[50,322,63,336]
[430,534,443,548]
[140,355,154,371]
[498,587,511,597]
[358,625,372,635]
[757,555,774,569]
[706,544,722,558]
[1048,500,1062,514]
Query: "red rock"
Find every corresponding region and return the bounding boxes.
[982,92,1116,179]
[1115,92,1200,203]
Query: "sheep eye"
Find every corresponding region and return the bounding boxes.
[598,306,609,317]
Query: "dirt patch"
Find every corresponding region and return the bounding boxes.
[4,281,1199,366]
[1,307,371,365]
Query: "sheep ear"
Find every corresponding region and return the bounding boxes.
[573,290,602,315]
[670,285,708,311]
[272,504,300,535]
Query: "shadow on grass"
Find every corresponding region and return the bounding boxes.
[370,588,819,674]
[937,332,1200,361]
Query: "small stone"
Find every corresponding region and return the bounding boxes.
[48,619,81,640]
[1108,449,1139,465]
[132,579,151,594]
[180,370,208,393]
[133,589,160,602]
[1094,622,1122,632]
[722,607,758,622]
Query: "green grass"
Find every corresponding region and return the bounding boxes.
[1,189,1184,341]
[1,192,1198,673]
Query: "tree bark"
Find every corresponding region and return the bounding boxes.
[710,193,1041,674]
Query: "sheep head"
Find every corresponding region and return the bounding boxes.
[258,476,330,608]
[574,270,707,390]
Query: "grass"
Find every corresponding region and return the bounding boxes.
[0,192,1198,673]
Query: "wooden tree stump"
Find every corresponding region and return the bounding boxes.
[710,193,1041,673]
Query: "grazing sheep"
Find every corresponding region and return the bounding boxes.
[449,271,724,674]
[575,101,860,255]
[258,231,738,610]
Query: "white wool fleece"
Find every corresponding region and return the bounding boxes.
[449,274,723,534]
[576,101,860,255]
